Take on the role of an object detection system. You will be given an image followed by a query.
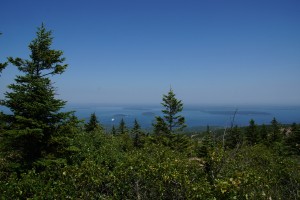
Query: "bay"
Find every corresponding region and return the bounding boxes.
[65,104,300,129]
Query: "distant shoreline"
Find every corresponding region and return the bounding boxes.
[60,104,300,128]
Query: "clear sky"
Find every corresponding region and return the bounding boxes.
[0,0,299,106]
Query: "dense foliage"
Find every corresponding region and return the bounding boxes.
[0,24,75,172]
[0,25,299,199]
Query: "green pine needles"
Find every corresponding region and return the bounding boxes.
[1,24,72,169]
[85,113,102,132]
[153,88,186,135]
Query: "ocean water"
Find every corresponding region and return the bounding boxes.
[65,104,300,129]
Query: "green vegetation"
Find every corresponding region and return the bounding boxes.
[85,113,103,133]
[1,24,74,171]
[153,88,186,135]
[0,25,299,199]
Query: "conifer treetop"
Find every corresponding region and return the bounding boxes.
[154,88,186,134]
[8,23,67,78]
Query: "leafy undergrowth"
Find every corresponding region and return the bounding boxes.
[1,131,299,200]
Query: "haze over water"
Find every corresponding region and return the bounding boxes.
[67,104,300,129]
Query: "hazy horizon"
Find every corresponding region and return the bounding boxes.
[1,0,299,105]
[64,103,300,127]
[64,102,300,108]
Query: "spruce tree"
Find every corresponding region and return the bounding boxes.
[132,119,144,148]
[270,118,281,143]
[118,118,127,134]
[197,126,214,157]
[245,119,258,145]
[153,116,169,136]
[0,24,70,168]
[259,124,268,144]
[85,112,102,132]
[153,88,186,134]
[132,118,141,132]
[0,61,7,75]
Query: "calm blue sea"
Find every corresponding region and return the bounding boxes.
[65,104,300,129]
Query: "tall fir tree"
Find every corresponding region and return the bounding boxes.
[245,119,258,145]
[270,117,281,143]
[259,124,268,144]
[132,118,141,132]
[0,24,71,168]
[132,119,144,148]
[153,88,186,134]
[85,112,102,132]
[118,118,127,135]
[153,116,169,136]
[197,125,214,157]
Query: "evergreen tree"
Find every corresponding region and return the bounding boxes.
[0,62,7,75]
[245,119,258,145]
[270,118,281,143]
[197,126,214,157]
[153,88,186,134]
[132,119,144,148]
[85,112,102,132]
[116,119,133,151]
[118,118,127,135]
[132,118,141,132]
[259,124,268,143]
[111,125,116,135]
[0,24,71,168]
[153,116,169,136]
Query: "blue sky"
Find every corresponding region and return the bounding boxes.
[0,0,299,105]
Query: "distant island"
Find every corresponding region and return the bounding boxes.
[113,114,129,118]
[142,112,156,116]
[202,110,271,116]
